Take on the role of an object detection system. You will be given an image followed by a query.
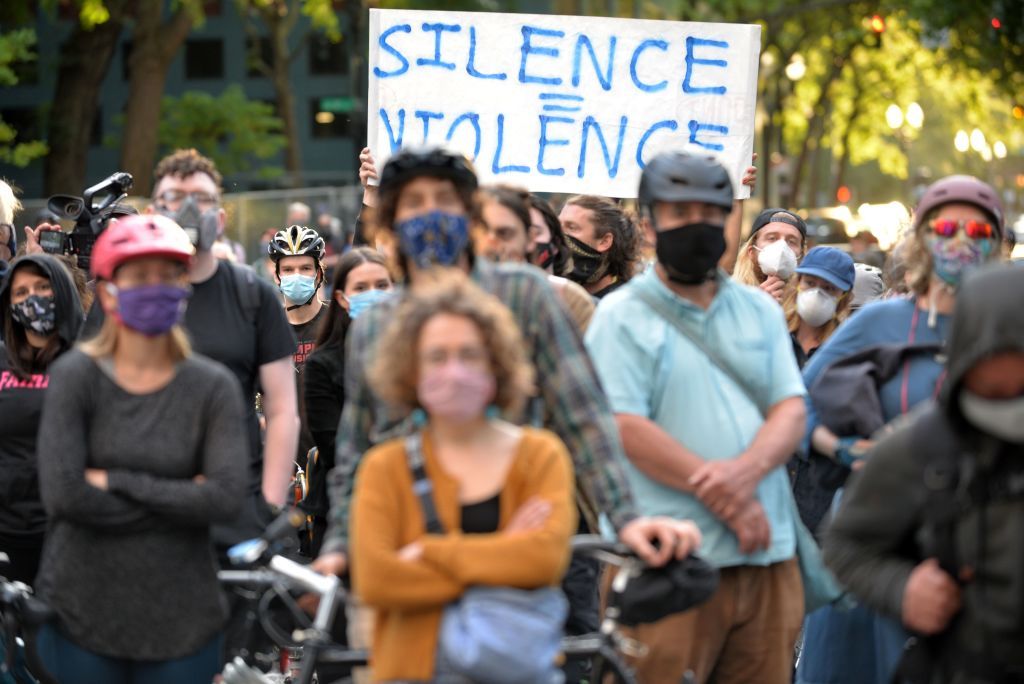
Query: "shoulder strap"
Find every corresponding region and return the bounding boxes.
[229,262,261,327]
[634,286,769,417]
[405,432,445,534]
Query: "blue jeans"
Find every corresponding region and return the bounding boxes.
[797,602,908,684]
[34,624,222,684]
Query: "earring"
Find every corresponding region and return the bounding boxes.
[485,405,500,420]
[411,408,427,428]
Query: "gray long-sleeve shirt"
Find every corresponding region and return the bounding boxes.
[35,350,247,660]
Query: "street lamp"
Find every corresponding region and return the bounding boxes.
[885,104,904,130]
[784,54,806,81]
[970,128,987,152]
[955,130,970,152]
[905,102,924,129]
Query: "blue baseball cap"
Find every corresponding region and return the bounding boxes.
[796,246,856,291]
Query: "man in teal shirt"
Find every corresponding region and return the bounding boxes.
[585,151,807,684]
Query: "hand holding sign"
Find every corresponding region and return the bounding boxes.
[367,9,761,199]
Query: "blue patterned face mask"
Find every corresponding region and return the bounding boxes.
[927,234,993,287]
[395,210,470,269]
[346,289,392,319]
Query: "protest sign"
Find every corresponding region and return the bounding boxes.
[367,9,760,199]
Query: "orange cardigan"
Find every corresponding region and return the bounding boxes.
[349,427,577,682]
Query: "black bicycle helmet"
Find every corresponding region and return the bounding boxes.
[638,151,734,213]
[268,225,326,262]
[378,147,478,195]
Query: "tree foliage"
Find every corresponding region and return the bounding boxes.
[156,86,287,179]
[0,27,47,167]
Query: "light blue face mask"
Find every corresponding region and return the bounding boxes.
[347,288,392,319]
[280,274,317,305]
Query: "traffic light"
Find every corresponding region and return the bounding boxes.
[837,186,852,204]
[991,17,1002,29]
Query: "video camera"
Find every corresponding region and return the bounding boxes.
[43,171,135,273]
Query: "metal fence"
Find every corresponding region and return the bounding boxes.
[14,184,365,265]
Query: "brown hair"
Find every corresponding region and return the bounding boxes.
[733,226,801,320]
[315,246,392,348]
[564,195,640,281]
[480,184,532,238]
[374,177,479,236]
[368,270,534,415]
[152,149,223,194]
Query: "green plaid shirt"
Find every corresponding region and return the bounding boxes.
[321,260,638,554]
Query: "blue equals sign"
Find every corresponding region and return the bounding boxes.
[540,93,583,113]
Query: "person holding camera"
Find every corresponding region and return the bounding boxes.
[0,254,84,586]
[33,214,247,683]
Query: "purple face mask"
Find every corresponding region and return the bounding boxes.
[109,283,190,337]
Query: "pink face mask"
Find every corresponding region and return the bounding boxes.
[417,362,496,423]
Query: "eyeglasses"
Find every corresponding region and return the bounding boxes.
[929,218,995,240]
[154,190,219,208]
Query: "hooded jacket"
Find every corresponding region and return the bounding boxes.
[0,254,84,537]
[823,263,1024,679]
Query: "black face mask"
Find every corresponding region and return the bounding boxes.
[655,222,726,285]
[533,241,555,271]
[567,235,609,285]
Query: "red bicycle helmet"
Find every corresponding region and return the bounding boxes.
[91,214,195,280]
[912,175,1004,235]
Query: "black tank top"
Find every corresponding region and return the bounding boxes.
[460,493,501,534]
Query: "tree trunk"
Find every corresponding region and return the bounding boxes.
[44,11,125,195]
[119,3,194,194]
[272,27,302,182]
[833,70,866,198]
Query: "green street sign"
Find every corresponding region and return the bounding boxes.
[320,97,357,113]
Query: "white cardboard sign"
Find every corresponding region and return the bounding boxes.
[367,9,760,199]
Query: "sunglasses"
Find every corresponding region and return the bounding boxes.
[929,218,995,240]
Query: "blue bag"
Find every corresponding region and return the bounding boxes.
[439,586,567,684]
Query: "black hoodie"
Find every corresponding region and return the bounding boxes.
[0,254,84,537]
[823,263,1024,677]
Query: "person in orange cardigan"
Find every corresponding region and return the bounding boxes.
[349,270,578,682]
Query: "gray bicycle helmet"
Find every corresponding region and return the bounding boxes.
[268,225,326,262]
[638,151,734,214]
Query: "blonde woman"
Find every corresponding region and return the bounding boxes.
[732,208,807,314]
[350,271,578,683]
[33,215,247,683]
[786,246,856,369]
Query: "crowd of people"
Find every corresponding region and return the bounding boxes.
[0,135,1021,684]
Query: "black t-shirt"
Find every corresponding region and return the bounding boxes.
[186,263,297,485]
[291,304,327,373]
[79,262,296,488]
[291,304,328,466]
[0,346,51,537]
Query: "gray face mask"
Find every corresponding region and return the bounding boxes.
[160,196,219,252]
[958,390,1024,443]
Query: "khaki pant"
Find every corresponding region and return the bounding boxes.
[620,559,803,684]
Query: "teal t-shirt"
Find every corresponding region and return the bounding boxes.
[585,268,807,568]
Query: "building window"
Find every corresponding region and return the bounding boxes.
[310,97,353,139]
[185,39,224,80]
[203,0,222,16]
[309,34,347,76]
[121,41,133,81]
[245,36,273,78]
